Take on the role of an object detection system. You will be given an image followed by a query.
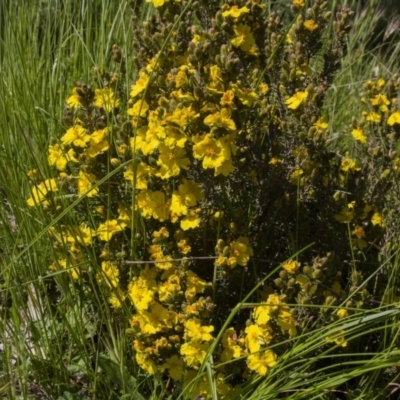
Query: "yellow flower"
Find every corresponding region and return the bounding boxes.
[258,82,269,94]
[61,125,90,147]
[352,225,365,238]
[185,318,214,342]
[97,219,124,241]
[204,108,236,130]
[292,0,305,6]
[66,223,95,246]
[371,211,385,227]
[162,355,183,381]
[98,261,120,288]
[127,99,149,118]
[314,118,328,130]
[231,24,259,55]
[170,181,199,216]
[221,328,242,361]
[222,5,250,19]
[352,127,367,143]
[371,94,390,112]
[123,162,151,189]
[156,143,190,179]
[136,352,158,375]
[334,201,356,223]
[290,168,303,185]
[130,119,164,155]
[245,324,264,353]
[128,279,155,311]
[303,20,319,32]
[26,179,58,207]
[180,340,208,367]
[66,87,81,109]
[230,83,258,106]
[325,330,347,347]
[277,309,297,338]
[228,237,253,267]
[365,111,381,123]
[285,91,308,110]
[282,259,300,274]
[150,190,170,221]
[180,210,201,231]
[166,105,199,127]
[48,144,67,171]
[77,170,98,198]
[49,258,80,280]
[253,304,271,325]
[193,134,231,171]
[185,271,208,300]
[130,71,150,97]
[337,308,348,319]
[388,111,400,126]
[94,88,120,111]
[269,157,282,165]
[220,90,235,107]
[340,156,360,172]
[145,0,166,7]
[247,350,277,376]
[164,125,187,148]
[177,239,191,254]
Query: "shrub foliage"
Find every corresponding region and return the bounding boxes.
[24,0,400,397]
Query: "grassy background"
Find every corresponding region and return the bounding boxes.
[1,0,400,399]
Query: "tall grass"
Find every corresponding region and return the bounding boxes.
[1,0,400,399]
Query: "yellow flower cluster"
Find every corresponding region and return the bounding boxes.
[26,0,400,396]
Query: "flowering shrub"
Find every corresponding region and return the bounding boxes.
[25,0,400,397]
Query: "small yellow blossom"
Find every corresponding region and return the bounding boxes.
[66,87,81,108]
[352,127,367,143]
[222,5,250,19]
[180,340,209,367]
[77,170,98,198]
[26,179,58,207]
[94,88,120,111]
[231,24,259,55]
[303,20,319,31]
[371,94,390,112]
[136,352,158,375]
[228,237,253,267]
[204,108,236,130]
[156,143,190,179]
[388,111,400,126]
[97,219,124,241]
[365,111,381,123]
[162,355,183,381]
[145,0,166,7]
[180,210,201,231]
[325,330,347,347]
[61,125,90,147]
[314,118,328,130]
[337,308,348,319]
[340,156,360,172]
[185,318,214,342]
[127,99,149,118]
[130,71,150,97]
[245,324,264,353]
[371,211,384,227]
[285,91,308,110]
[334,201,356,223]
[48,144,67,171]
[247,350,277,376]
[282,259,300,274]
